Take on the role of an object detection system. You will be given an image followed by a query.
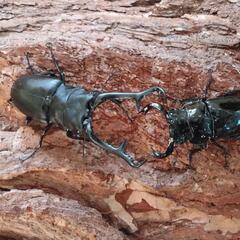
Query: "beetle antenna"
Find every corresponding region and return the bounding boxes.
[82,131,86,159]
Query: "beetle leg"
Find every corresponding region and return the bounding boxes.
[84,118,145,168]
[221,89,240,97]
[66,130,89,159]
[82,131,86,159]
[46,42,65,83]
[25,52,35,74]
[211,140,230,168]
[7,98,13,105]
[188,143,207,169]
[39,123,52,147]
[25,116,32,125]
[20,123,52,162]
[93,87,166,112]
[166,69,215,105]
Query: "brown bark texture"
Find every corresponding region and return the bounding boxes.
[0,0,240,239]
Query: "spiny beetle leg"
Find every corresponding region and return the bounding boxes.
[222,89,240,97]
[46,42,65,83]
[25,52,35,74]
[7,98,13,105]
[212,139,230,169]
[188,143,206,169]
[20,123,52,162]
[25,116,32,125]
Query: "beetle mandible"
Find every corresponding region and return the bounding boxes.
[10,43,165,168]
[141,71,240,168]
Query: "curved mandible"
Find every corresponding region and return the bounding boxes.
[140,102,175,158]
[84,118,145,168]
[92,87,166,112]
[83,87,166,167]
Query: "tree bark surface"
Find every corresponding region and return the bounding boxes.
[0,1,240,239]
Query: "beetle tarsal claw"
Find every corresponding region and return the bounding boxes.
[46,42,53,49]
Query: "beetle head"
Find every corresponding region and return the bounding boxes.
[166,109,193,144]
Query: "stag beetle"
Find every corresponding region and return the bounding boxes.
[10,44,166,168]
[141,71,240,168]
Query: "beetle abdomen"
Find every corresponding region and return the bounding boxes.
[207,96,240,138]
[11,75,62,122]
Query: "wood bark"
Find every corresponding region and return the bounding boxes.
[0,0,240,239]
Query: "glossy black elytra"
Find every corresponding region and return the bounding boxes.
[141,71,240,168]
[10,44,165,168]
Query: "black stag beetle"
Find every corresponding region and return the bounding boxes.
[141,71,240,168]
[10,43,165,168]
